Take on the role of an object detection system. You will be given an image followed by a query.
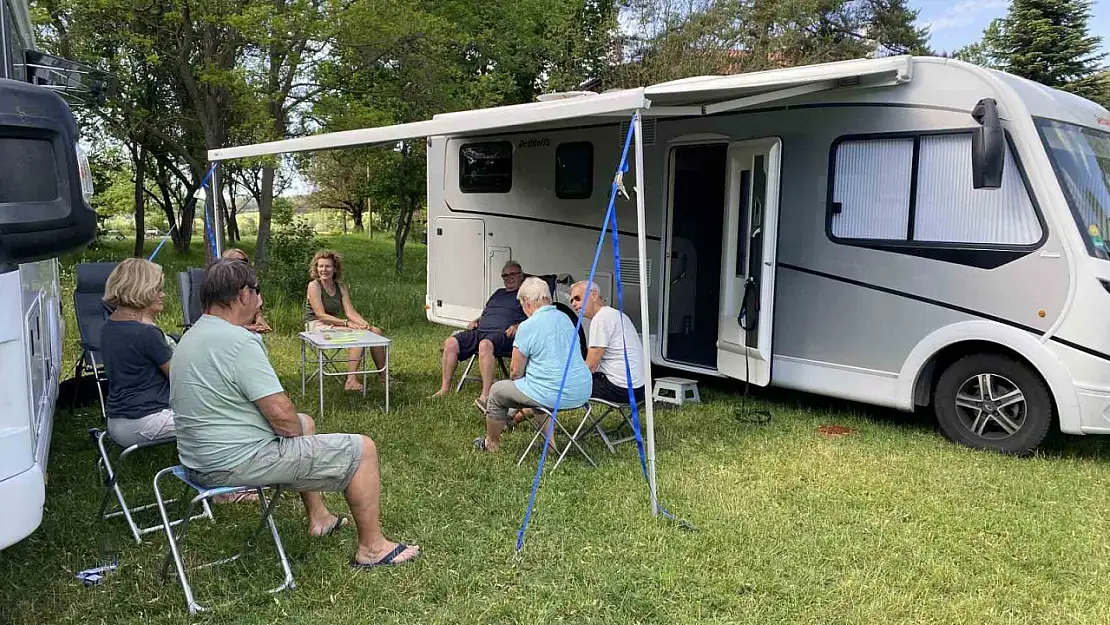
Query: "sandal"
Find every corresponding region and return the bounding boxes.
[350,544,420,569]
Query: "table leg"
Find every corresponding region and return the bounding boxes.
[385,346,390,414]
[300,341,306,396]
[318,350,325,419]
[362,350,367,399]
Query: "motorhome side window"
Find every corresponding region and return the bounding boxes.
[555,142,593,199]
[829,132,1043,246]
[460,141,512,193]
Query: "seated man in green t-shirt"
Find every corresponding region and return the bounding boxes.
[169,259,419,568]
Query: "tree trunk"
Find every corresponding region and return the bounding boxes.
[131,144,146,257]
[255,163,275,271]
[226,188,241,242]
[352,207,364,232]
[394,194,415,274]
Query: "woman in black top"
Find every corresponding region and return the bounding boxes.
[100,258,176,446]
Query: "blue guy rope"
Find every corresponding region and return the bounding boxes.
[148,163,217,262]
[515,112,638,553]
[515,113,693,554]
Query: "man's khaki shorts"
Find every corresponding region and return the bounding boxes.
[187,416,364,493]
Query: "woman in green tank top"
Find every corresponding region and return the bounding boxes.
[305,250,388,391]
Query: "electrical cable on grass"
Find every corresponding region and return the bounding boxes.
[735,277,772,426]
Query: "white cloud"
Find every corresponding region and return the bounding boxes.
[924,0,1008,32]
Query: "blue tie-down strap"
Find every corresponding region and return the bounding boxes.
[148,163,217,263]
[515,113,694,554]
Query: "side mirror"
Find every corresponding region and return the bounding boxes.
[972,98,1004,189]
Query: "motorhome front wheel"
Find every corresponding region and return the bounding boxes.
[933,354,1053,456]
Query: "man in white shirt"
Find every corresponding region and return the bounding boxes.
[568,281,646,404]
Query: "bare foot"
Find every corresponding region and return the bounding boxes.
[353,541,421,567]
[345,380,364,392]
[309,514,348,537]
[431,389,449,398]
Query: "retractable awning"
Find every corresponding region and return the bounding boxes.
[208,87,648,161]
[209,56,915,161]
[643,54,913,116]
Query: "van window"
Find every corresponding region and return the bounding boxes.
[0,137,59,202]
[555,142,593,199]
[829,132,1042,246]
[460,141,512,193]
[830,138,914,240]
[913,134,1041,244]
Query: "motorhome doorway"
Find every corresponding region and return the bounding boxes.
[662,143,728,368]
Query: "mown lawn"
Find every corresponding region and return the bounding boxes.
[3,235,1110,624]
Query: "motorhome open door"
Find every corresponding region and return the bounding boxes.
[717,138,781,385]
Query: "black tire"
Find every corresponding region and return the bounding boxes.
[933,353,1053,455]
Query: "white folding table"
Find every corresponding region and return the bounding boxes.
[299,330,391,417]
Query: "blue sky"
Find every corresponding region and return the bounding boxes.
[914,0,1110,56]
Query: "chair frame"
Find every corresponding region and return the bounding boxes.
[154,466,294,615]
[455,352,511,393]
[585,398,645,453]
[516,404,596,470]
[90,428,213,544]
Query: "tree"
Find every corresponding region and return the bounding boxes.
[613,0,932,88]
[236,0,332,271]
[33,0,255,258]
[304,150,374,231]
[956,0,1107,106]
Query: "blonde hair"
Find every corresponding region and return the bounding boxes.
[309,249,343,281]
[222,248,250,263]
[103,258,164,310]
[517,277,551,307]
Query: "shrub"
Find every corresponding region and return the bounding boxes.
[261,217,324,333]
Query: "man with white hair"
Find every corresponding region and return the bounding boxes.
[569,280,646,404]
[473,277,592,452]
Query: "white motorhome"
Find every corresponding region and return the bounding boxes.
[0,0,98,550]
[210,55,1110,457]
[422,56,1110,455]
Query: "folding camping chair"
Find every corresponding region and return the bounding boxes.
[154,466,293,615]
[455,351,511,392]
[73,262,118,419]
[90,428,214,543]
[516,403,596,470]
[74,262,201,542]
[177,267,205,330]
[585,398,645,453]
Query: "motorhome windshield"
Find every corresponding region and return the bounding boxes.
[1036,118,1110,260]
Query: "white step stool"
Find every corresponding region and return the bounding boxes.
[653,376,700,406]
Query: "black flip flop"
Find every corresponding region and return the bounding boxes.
[350,544,419,569]
[316,515,349,537]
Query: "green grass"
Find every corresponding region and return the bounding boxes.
[4,235,1110,624]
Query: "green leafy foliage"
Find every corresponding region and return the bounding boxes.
[956,0,1108,107]
[260,218,320,319]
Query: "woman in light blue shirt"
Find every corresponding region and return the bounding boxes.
[474,277,591,452]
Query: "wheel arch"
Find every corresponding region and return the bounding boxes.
[897,321,1081,434]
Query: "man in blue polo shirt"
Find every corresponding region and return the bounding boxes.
[433,260,528,409]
